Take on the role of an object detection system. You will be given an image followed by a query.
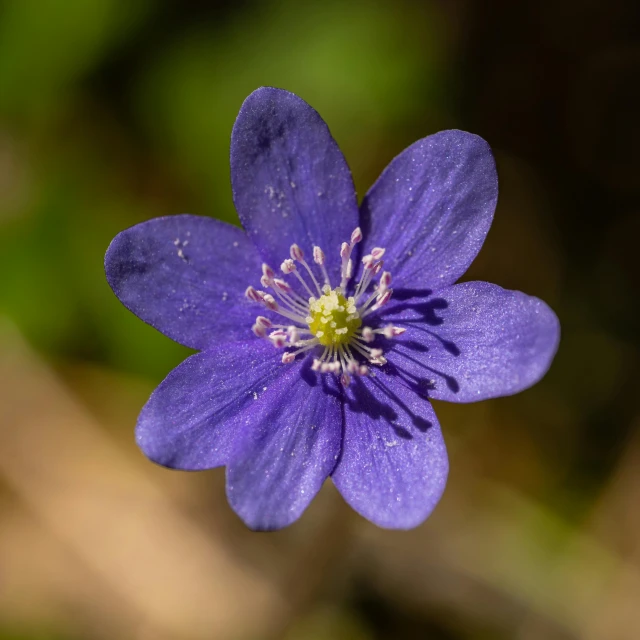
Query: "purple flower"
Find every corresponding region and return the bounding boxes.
[105,87,559,531]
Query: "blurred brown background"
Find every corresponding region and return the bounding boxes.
[1,0,639,638]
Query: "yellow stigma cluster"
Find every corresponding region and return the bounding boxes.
[307,286,361,347]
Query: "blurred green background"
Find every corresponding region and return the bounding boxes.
[1,0,639,638]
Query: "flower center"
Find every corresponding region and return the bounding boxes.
[308,287,362,346]
[245,227,406,386]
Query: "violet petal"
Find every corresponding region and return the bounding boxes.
[359,130,498,288]
[226,364,342,531]
[136,341,286,470]
[231,87,359,284]
[332,371,448,529]
[386,281,560,402]
[105,215,261,350]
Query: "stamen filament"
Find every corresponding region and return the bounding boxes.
[269,287,309,316]
[300,259,323,297]
[289,340,320,358]
[357,288,382,315]
[267,306,308,324]
[319,263,331,287]
[354,262,378,301]
[292,269,316,299]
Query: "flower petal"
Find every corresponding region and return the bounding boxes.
[226,364,342,531]
[385,282,560,402]
[136,341,286,470]
[332,371,448,529]
[105,215,262,350]
[231,87,359,283]
[359,130,498,288]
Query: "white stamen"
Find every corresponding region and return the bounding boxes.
[269,286,309,316]
[260,274,271,288]
[362,255,375,270]
[379,271,392,292]
[382,324,406,338]
[340,241,355,289]
[262,294,278,311]
[290,244,304,261]
[299,258,323,296]
[273,278,292,293]
[314,245,331,285]
[281,258,296,274]
[245,286,263,302]
[292,269,317,299]
[361,327,375,342]
[252,324,266,338]
[269,330,287,348]
[373,289,393,309]
[256,316,272,328]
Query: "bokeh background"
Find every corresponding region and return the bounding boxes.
[1,0,639,638]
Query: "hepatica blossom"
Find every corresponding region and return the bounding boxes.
[105,87,560,530]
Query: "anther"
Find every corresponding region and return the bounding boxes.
[252,324,267,338]
[245,286,264,302]
[340,242,350,259]
[371,247,386,260]
[262,263,275,279]
[312,358,322,371]
[287,326,300,343]
[362,255,375,270]
[340,373,351,387]
[374,289,393,309]
[383,324,406,338]
[313,246,325,265]
[256,316,272,328]
[281,258,296,274]
[260,274,271,288]
[290,244,304,261]
[282,352,296,364]
[379,271,392,292]
[361,327,375,342]
[273,278,292,293]
[262,294,278,311]
[350,227,363,244]
[269,330,287,347]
